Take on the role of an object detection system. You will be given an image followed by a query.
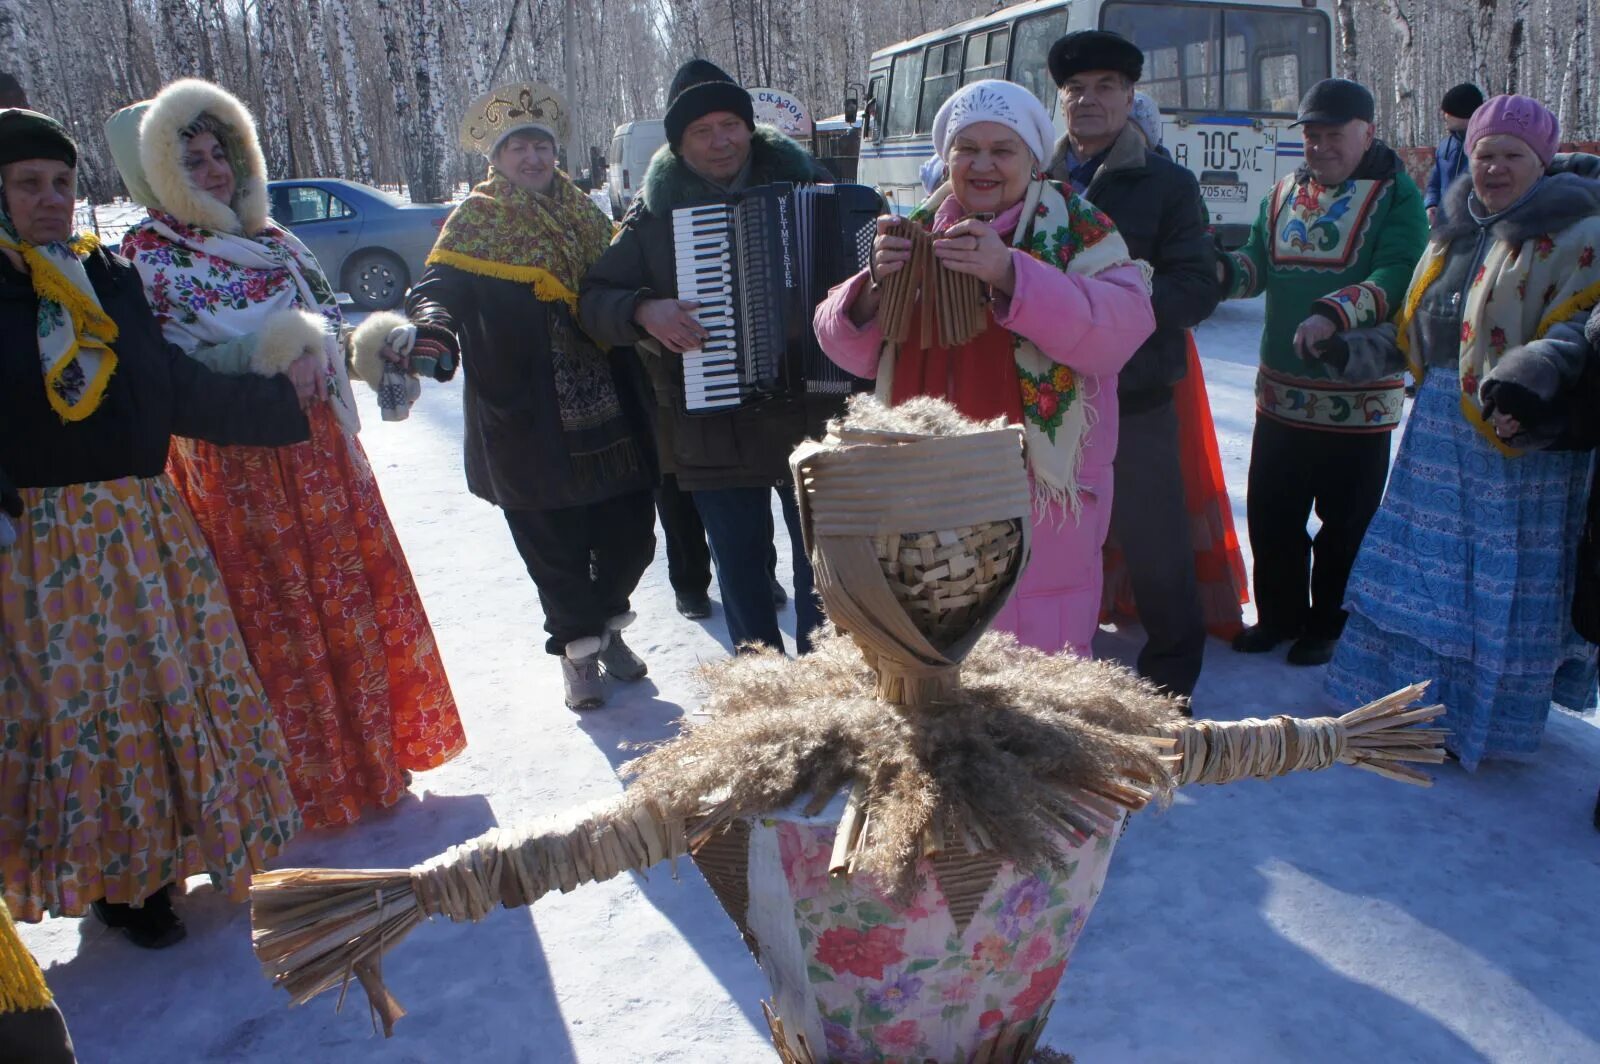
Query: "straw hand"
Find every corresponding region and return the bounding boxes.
[933,218,1014,294]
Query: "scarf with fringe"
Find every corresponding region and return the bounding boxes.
[428,170,641,489]
[882,178,1135,517]
[0,184,117,422]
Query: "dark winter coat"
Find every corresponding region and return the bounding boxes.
[406,264,655,511]
[1425,130,1468,214]
[578,127,843,492]
[1049,122,1219,413]
[1569,310,1600,644]
[0,247,308,489]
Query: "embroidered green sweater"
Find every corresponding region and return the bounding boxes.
[1223,143,1427,431]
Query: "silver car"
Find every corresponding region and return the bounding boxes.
[267,179,453,310]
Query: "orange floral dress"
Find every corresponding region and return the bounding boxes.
[1101,333,1249,638]
[167,403,465,827]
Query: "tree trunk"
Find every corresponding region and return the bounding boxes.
[259,0,293,177]
[331,0,374,182]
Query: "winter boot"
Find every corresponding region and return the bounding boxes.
[91,887,185,949]
[561,637,606,710]
[1285,636,1338,667]
[674,591,712,619]
[1231,623,1298,654]
[599,613,648,682]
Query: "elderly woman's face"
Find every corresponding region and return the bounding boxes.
[948,122,1032,216]
[183,130,236,207]
[494,130,558,194]
[1471,133,1543,213]
[1,159,76,245]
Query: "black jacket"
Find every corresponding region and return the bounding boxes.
[1050,123,1219,413]
[407,262,654,511]
[0,247,308,489]
[578,128,845,492]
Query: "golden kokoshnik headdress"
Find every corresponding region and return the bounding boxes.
[459,81,569,157]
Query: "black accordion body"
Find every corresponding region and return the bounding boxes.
[672,182,882,414]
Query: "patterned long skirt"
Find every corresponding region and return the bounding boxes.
[0,476,300,921]
[1101,333,1249,638]
[168,403,465,828]
[1326,372,1598,769]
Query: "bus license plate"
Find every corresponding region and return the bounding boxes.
[1201,183,1248,202]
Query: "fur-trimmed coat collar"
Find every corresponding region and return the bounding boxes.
[1435,170,1600,247]
[639,125,825,216]
[129,78,270,236]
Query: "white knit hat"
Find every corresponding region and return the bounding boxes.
[932,79,1056,166]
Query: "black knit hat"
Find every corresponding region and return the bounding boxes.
[1047,31,1143,87]
[0,108,76,168]
[1293,78,1375,127]
[664,59,754,150]
[1441,83,1485,119]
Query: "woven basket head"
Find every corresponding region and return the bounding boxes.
[874,520,1024,651]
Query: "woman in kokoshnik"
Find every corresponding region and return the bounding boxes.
[0,108,305,948]
[385,82,657,711]
[1317,94,1600,769]
[103,79,466,829]
[814,78,1156,657]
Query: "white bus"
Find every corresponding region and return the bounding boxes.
[857,0,1334,246]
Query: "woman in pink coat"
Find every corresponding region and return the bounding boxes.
[814,79,1154,655]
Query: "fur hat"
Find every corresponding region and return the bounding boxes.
[932,79,1055,166]
[106,78,270,236]
[1441,83,1485,120]
[663,59,754,150]
[0,108,76,168]
[1047,30,1143,87]
[1467,93,1560,166]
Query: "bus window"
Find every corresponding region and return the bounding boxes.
[1106,4,1220,111]
[1008,6,1072,113]
[864,73,886,140]
[964,27,1009,83]
[1222,9,1330,113]
[886,52,921,138]
[1105,2,1329,116]
[917,39,963,133]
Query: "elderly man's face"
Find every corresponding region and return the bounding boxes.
[1301,118,1374,186]
[679,112,752,183]
[1,158,75,244]
[1060,71,1134,144]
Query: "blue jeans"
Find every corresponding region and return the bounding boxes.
[692,483,821,654]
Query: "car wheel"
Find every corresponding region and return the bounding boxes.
[343,250,408,311]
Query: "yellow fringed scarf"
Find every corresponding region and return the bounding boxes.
[0,899,52,1015]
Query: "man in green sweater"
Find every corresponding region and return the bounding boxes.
[1219,78,1427,666]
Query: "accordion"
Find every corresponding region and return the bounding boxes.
[672,182,882,414]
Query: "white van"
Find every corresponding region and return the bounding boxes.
[606,119,667,219]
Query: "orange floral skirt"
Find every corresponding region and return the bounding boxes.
[168,403,465,828]
[1102,334,1249,639]
[0,476,300,920]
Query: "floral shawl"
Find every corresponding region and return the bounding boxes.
[121,212,361,434]
[881,178,1139,515]
[1396,210,1600,455]
[0,188,117,422]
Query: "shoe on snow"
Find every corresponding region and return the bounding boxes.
[562,638,606,710]
[92,889,186,949]
[675,591,712,619]
[599,630,648,682]
[1285,635,1338,667]
[770,576,788,607]
[1231,623,1297,654]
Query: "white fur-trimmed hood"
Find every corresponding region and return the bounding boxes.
[136,78,270,235]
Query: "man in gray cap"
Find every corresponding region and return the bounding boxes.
[1045,30,1218,700]
[1216,79,1427,666]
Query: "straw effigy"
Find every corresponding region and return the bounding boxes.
[249,396,1445,1052]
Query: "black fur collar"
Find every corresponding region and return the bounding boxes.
[640,126,823,215]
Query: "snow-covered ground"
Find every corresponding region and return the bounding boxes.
[18,299,1600,1064]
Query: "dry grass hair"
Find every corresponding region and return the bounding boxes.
[622,630,1180,896]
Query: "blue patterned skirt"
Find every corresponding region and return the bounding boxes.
[1325,372,1598,769]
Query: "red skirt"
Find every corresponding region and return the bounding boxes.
[1101,333,1248,639]
[167,403,465,828]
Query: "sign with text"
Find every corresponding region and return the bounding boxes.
[749,87,813,139]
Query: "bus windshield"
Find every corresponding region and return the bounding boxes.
[1103,2,1330,116]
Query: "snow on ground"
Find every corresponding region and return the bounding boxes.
[18,299,1600,1064]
